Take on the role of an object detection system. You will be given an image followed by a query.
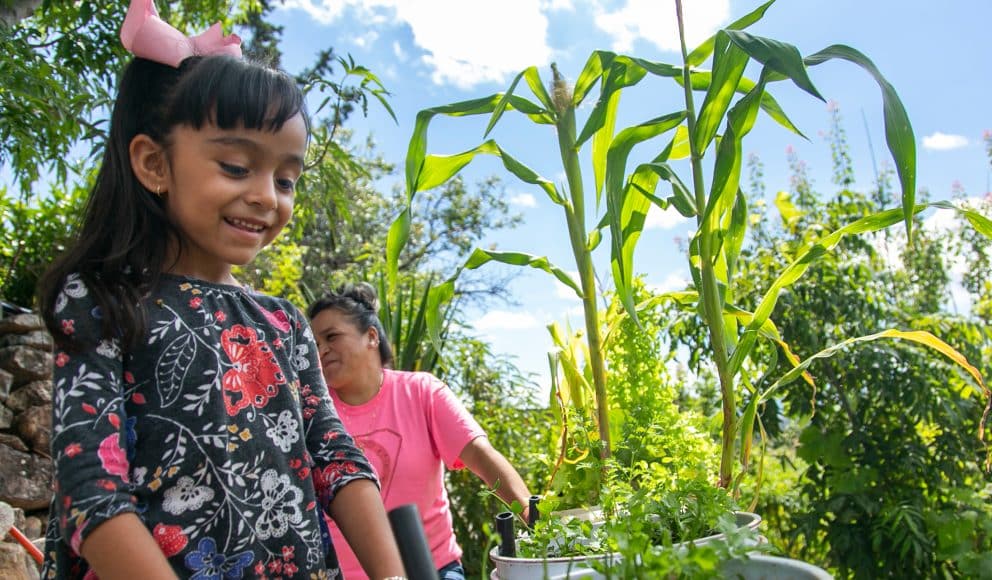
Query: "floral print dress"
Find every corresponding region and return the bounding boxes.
[41,274,376,579]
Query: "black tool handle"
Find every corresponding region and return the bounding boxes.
[495,511,516,557]
[388,504,437,580]
[527,495,541,528]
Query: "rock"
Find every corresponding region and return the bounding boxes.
[0,331,52,350]
[20,516,41,541]
[0,315,43,335]
[0,347,51,384]
[0,501,13,537]
[0,368,13,400]
[14,406,51,456]
[5,382,52,414]
[0,407,13,431]
[0,436,28,454]
[0,542,31,580]
[0,445,53,510]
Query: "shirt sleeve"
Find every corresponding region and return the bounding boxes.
[423,373,487,470]
[49,274,138,555]
[289,306,377,511]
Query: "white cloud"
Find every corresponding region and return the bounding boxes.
[647,271,690,293]
[542,0,574,11]
[392,40,407,61]
[352,29,380,48]
[510,192,538,208]
[593,0,729,53]
[645,204,689,230]
[284,0,553,88]
[472,310,539,330]
[922,132,969,151]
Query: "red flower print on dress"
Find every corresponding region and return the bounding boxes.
[124,371,135,384]
[55,352,70,367]
[215,310,227,322]
[153,523,189,557]
[61,319,75,335]
[189,297,203,309]
[64,443,82,458]
[221,325,286,416]
[97,434,130,482]
[251,299,291,333]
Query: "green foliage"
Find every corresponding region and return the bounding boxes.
[709,109,992,578]
[1,0,250,194]
[0,182,87,307]
[439,337,553,578]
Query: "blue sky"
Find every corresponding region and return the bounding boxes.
[268,0,992,393]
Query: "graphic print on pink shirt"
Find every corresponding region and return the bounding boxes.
[354,429,401,497]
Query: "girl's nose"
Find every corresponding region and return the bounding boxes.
[245,176,278,211]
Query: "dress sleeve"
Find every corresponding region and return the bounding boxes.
[289,307,377,511]
[423,373,487,470]
[49,274,138,555]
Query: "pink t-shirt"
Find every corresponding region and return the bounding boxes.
[327,369,486,579]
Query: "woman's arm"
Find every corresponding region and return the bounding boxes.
[327,479,406,579]
[460,436,532,520]
[80,513,177,580]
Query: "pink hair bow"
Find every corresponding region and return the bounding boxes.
[120,0,242,68]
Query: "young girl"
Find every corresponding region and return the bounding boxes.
[36,1,406,578]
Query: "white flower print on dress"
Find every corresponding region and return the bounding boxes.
[55,273,88,313]
[163,475,216,515]
[96,339,121,359]
[254,469,303,540]
[292,344,310,371]
[266,410,300,452]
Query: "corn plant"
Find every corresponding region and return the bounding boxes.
[388,0,992,498]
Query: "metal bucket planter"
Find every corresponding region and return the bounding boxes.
[489,511,763,580]
[721,554,833,579]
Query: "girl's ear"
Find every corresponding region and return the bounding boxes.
[129,134,169,195]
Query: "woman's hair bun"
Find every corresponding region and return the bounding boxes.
[339,282,378,314]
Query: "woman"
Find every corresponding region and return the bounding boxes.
[308,282,531,580]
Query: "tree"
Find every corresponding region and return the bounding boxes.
[715,108,992,578]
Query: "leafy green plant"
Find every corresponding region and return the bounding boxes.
[389,4,992,574]
[0,181,86,307]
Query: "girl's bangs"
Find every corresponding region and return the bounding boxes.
[169,56,306,133]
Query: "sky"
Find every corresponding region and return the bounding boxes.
[266,0,992,394]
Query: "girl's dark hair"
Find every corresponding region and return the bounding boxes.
[307,282,394,368]
[38,55,309,349]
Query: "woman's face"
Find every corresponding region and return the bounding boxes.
[310,307,378,392]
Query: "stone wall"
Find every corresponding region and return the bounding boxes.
[0,312,54,579]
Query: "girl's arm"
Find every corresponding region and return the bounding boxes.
[460,436,532,520]
[290,308,404,578]
[49,275,156,573]
[80,513,177,580]
[326,479,406,579]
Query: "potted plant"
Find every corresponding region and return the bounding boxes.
[387,0,991,577]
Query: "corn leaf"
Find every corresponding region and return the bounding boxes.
[687,0,777,67]
[694,32,749,154]
[804,45,916,240]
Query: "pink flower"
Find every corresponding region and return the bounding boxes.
[55,352,70,367]
[61,319,75,335]
[97,434,130,482]
[64,443,83,458]
[189,297,203,309]
[215,310,227,322]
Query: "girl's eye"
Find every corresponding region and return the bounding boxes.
[220,162,248,177]
[276,178,296,192]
